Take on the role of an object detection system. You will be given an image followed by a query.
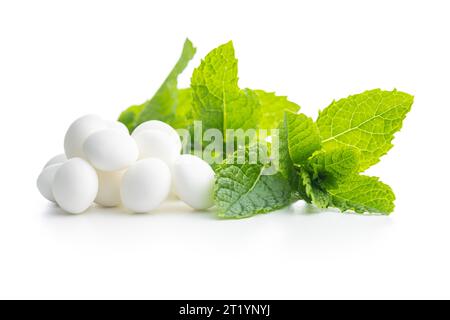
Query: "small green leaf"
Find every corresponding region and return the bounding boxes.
[326,175,395,215]
[308,147,360,182]
[298,170,330,208]
[286,112,322,165]
[317,89,414,171]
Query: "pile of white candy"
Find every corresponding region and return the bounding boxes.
[37,114,215,214]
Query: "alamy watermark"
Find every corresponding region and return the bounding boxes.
[177,121,280,176]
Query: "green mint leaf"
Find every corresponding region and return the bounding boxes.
[275,112,322,196]
[166,88,193,129]
[191,42,260,135]
[136,39,196,127]
[118,104,144,133]
[317,89,414,171]
[118,39,196,131]
[214,150,292,219]
[308,147,360,183]
[286,112,322,165]
[326,175,395,215]
[298,170,330,208]
[254,90,300,129]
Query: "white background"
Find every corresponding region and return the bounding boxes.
[0,0,449,299]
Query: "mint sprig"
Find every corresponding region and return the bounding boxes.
[278,89,413,215]
[118,40,413,218]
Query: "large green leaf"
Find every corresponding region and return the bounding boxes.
[317,89,413,171]
[191,42,260,137]
[214,149,293,219]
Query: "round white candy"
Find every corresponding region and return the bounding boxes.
[52,158,98,214]
[83,129,138,171]
[173,154,215,210]
[132,120,181,153]
[133,130,180,166]
[64,114,108,159]
[120,158,171,213]
[37,163,62,202]
[95,170,124,207]
[43,153,67,169]
[105,120,129,135]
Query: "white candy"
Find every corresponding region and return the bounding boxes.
[52,158,98,214]
[132,120,181,153]
[95,170,124,207]
[83,129,138,172]
[120,158,171,213]
[64,114,108,159]
[105,120,129,135]
[133,130,180,166]
[43,153,67,169]
[173,154,215,210]
[37,163,62,202]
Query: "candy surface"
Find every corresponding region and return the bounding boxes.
[173,154,215,210]
[105,120,129,135]
[132,120,181,153]
[95,170,124,207]
[120,158,171,213]
[133,129,180,166]
[52,158,98,214]
[37,163,62,202]
[83,129,138,171]
[43,154,67,169]
[64,114,107,159]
